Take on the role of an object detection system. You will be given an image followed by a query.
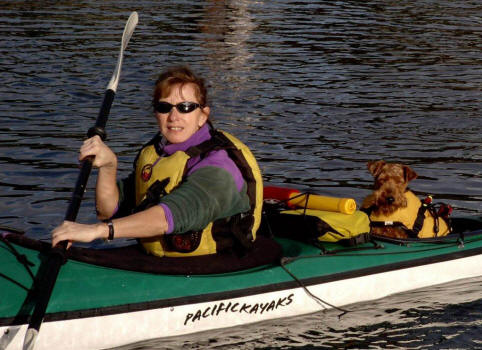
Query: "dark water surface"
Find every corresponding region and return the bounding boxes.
[0,0,481,348]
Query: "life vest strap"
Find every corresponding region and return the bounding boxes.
[343,232,373,246]
[229,213,254,250]
[134,178,170,213]
[413,198,451,237]
[412,202,429,235]
[369,220,419,238]
[184,130,233,158]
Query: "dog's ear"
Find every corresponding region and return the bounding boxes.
[403,165,418,182]
[367,160,385,177]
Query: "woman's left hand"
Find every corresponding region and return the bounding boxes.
[79,135,117,169]
[51,221,106,249]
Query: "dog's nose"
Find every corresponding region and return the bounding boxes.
[386,196,395,204]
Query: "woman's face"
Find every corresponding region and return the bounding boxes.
[155,83,209,144]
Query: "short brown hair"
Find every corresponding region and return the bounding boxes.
[152,66,208,109]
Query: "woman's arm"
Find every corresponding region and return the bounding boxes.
[79,135,119,219]
[95,164,119,220]
[51,205,168,248]
[160,166,250,234]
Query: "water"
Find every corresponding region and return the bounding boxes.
[0,0,481,348]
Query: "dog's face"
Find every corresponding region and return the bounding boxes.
[366,160,418,215]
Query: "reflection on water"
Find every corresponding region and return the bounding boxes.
[200,0,255,95]
[0,1,481,348]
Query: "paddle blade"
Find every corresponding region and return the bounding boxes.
[22,329,37,350]
[122,11,139,51]
[107,11,139,92]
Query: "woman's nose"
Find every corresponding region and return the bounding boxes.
[167,108,180,121]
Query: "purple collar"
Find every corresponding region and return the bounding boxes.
[162,124,211,155]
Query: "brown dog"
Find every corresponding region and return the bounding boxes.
[362,160,450,239]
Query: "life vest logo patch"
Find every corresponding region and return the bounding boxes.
[141,164,153,182]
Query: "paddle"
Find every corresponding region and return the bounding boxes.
[22,12,138,350]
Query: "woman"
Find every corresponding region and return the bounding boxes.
[52,66,263,257]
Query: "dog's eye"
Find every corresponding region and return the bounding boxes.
[394,176,405,184]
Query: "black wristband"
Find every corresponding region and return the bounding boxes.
[106,220,114,241]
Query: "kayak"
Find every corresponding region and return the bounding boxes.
[1,213,482,349]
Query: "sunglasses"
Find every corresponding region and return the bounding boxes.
[154,101,201,114]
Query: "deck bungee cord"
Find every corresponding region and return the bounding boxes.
[275,231,482,319]
[278,257,351,317]
[276,223,482,262]
[1,227,35,283]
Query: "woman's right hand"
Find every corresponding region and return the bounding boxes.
[52,221,107,249]
[79,135,117,169]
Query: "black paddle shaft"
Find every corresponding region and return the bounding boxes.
[65,88,115,223]
[27,88,115,332]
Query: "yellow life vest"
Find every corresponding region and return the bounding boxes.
[134,129,263,257]
[369,191,450,238]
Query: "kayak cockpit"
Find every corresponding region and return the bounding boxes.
[1,231,282,276]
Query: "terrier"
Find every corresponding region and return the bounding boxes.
[362,160,450,239]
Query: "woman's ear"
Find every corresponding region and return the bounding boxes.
[198,106,210,127]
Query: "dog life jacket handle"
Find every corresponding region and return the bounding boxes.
[413,196,442,237]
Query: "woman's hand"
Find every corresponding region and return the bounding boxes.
[51,221,106,249]
[79,135,117,169]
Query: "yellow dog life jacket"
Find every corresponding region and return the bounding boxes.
[369,191,450,238]
[135,129,263,257]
